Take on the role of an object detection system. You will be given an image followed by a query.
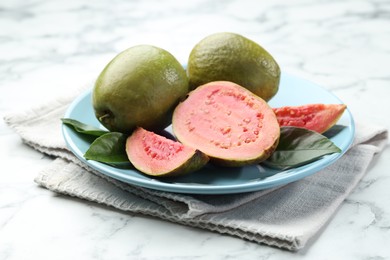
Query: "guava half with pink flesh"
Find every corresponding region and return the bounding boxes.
[126,127,209,177]
[172,81,280,167]
[273,104,346,134]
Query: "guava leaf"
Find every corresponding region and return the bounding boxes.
[84,132,130,164]
[264,126,341,169]
[61,118,108,137]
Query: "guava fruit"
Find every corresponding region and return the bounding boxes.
[273,104,347,134]
[92,45,189,134]
[187,32,281,101]
[172,81,280,167]
[126,127,209,177]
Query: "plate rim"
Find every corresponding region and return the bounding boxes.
[62,73,355,194]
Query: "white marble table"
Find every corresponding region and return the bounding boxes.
[1,0,389,259]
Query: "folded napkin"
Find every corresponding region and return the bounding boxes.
[4,91,388,251]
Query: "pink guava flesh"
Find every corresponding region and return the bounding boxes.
[126,127,208,176]
[172,81,280,166]
[273,104,347,133]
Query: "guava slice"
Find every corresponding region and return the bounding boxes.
[126,127,209,177]
[172,81,280,167]
[273,104,347,134]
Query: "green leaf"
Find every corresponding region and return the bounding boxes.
[264,126,341,169]
[61,118,108,137]
[84,132,130,164]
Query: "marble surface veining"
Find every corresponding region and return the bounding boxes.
[1,0,390,259]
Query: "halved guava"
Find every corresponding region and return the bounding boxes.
[172,81,280,167]
[273,104,347,134]
[126,127,209,177]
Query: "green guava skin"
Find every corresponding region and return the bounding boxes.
[93,45,189,134]
[187,32,281,101]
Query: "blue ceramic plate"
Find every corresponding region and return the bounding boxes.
[62,73,355,194]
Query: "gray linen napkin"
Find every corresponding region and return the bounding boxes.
[4,92,388,251]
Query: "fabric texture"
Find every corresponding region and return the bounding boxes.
[4,91,388,251]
